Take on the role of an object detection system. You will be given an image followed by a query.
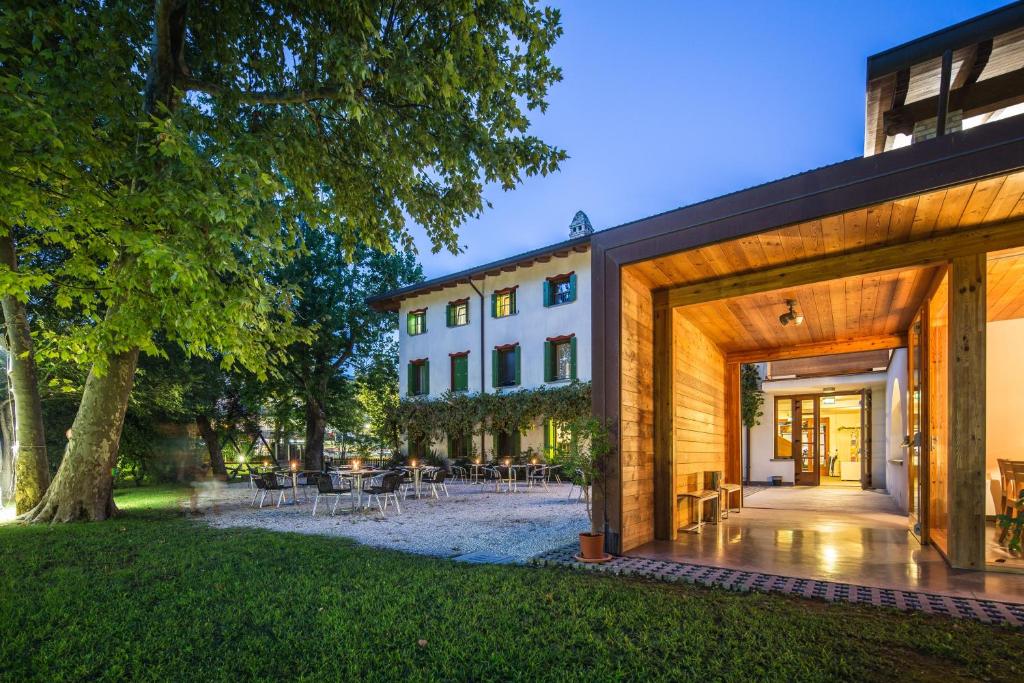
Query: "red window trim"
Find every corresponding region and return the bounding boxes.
[545,271,574,283]
[410,358,428,365]
[448,298,470,306]
[494,343,519,352]
[546,333,575,343]
[409,307,427,315]
[493,286,518,295]
[449,350,470,358]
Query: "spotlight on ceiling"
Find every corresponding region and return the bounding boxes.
[778,299,804,326]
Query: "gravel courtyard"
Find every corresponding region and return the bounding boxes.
[192,479,590,563]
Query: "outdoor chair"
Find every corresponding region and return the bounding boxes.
[484,466,510,493]
[363,472,403,515]
[546,464,563,484]
[312,473,352,517]
[568,468,588,502]
[527,465,549,490]
[257,472,287,508]
[249,473,267,507]
[424,468,449,498]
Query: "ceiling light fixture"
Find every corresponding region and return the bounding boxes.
[778,299,804,326]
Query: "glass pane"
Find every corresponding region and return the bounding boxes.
[799,399,815,473]
[928,273,949,553]
[455,304,467,325]
[500,349,516,385]
[555,342,572,379]
[776,400,793,458]
[554,279,572,304]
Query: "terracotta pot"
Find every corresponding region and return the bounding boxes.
[579,532,605,560]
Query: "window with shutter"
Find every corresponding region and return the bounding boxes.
[493,288,516,317]
[408,359,429,396]
[450,352,469,392]
[545,334,575,382]
[545,272,575,306]
[494,345,519,387]
[407,309,427,335]
[446,300,468,327]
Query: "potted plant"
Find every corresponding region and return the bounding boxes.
[563,415,614,562]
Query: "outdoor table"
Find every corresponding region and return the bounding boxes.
[403,466,427,497]
[339,469,385,510]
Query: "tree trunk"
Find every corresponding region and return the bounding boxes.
[0,398,14,506]
[195,414,226,477]
[0,231,50,513]
[21,349,139,522]
[303,396,326,471]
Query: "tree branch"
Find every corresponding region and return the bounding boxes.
[185,79,350,105]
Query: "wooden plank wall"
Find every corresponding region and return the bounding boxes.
[620,269,655,551]
[673,313,728,528]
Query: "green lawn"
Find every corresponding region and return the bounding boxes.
[0,487,1020,682]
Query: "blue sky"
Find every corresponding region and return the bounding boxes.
[409,0,1007,278]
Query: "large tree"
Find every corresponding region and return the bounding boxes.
[2,0,563,521]
[273,228,421,471]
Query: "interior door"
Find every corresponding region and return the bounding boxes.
[908,313,929,543]
[793,397,819,486]
[860,389,873,489]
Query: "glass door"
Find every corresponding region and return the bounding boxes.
[793,397,819,486]
[908,312,928,543]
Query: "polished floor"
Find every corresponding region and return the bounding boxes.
[633,487,1024,602]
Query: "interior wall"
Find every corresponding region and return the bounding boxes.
[986,317,1024,515]
[619,269,654,551]
[673,312,727,527]
[886,348,909,512]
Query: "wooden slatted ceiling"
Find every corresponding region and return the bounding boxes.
[648,247,1024,358]
[625,171,1024,293]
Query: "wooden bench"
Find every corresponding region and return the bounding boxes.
[677,487,719,534]
[719,482,743,519]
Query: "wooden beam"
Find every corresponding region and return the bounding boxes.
[885,65,1024,134]
[662,218,1024,309]
[652,291,676,540]
[725,362,741,485]
[946,254,986,570]
[936,49,953,137]
[726,334,907,364]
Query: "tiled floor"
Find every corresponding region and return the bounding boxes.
[631,487,1024,603]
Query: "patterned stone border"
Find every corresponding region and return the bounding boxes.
[529,546,1024,627]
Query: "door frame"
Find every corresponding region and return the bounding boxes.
[776,391,868,487]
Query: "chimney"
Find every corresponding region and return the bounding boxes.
[569,210,593,238]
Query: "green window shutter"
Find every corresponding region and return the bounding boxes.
[453,356,468,391]
[510,289,517,315]
[407,363,415,396]
[570,336,578,380]
[406,313,413,335]
[491,349,499,388]
[513,430,521,456]
[490,293,497,318]
[445,304,452,327]
[422,313,426,334]
[513,345,521,385]
[543,418,552,458]
[542,280,551,307]
[543,341,553,382]
[569,273,577,302]
[423,360,430,395]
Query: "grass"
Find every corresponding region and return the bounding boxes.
[0,486,1020,682]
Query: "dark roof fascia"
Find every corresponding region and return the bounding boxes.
[867,1,1024,80]
[592,114,1024,267]
[367,234,591,310]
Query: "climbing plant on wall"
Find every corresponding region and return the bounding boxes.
[390,382,592,450]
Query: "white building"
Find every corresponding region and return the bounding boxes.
[368,212,594,461]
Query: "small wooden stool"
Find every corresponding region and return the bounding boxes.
[678,489,719,533]
[719,483,742,519]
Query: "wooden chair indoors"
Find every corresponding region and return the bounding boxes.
[998,459,1024,545]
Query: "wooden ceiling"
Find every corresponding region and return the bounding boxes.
[673,266,934,356]
[623,170,1024,359]
[624,170,1024,292]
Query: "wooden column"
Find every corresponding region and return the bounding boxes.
[725,362,741,485]
[947,254,986,569]
[653,291,676,540]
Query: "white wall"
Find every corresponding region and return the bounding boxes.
[749,373,887,487]
[885,349,909,512]
[398,249,591,398]
[986,318,1024,515]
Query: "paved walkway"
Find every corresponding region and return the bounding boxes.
[531,545,1024,627]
